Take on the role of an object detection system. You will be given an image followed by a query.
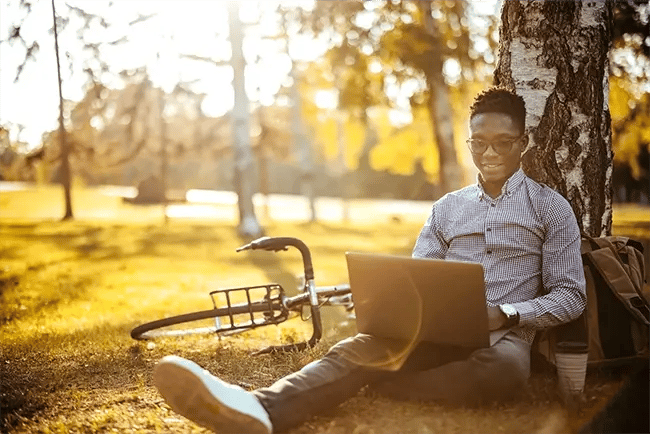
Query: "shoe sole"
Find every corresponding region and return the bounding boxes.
[153,356,271,434]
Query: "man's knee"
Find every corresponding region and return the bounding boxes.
[493,355,528,389]
[329,333,415,370]
[475,345,529,401]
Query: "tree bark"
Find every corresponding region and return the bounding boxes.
[51,0,73,220]
[229,2,263,238]
[494,1,613,237]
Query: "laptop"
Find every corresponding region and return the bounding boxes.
[345,252,490,350]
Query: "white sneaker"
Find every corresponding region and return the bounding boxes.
[153,355,272,434]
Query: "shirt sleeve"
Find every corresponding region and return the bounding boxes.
[412,202,448,259]
[511,195,586,329]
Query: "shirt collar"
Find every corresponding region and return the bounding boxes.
[476,168,526,200]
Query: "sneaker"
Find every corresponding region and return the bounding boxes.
[153,355,272,434]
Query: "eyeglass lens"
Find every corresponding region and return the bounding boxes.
[468,138,518,155]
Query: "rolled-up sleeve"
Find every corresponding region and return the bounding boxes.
[413,203,447,259]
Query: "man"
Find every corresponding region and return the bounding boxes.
[152,87,587,434]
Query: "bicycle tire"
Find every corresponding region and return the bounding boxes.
[130,302,286,340]
[131,285,351,341]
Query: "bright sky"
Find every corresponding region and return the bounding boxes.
[0,0,499,150]
[0,0,326,149]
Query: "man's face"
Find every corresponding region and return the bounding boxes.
[469,112,526,189]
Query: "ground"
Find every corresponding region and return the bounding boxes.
[0,184,648,433]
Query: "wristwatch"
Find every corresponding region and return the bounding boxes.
[499,304,520,328]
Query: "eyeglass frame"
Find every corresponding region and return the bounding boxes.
[466,135,524,155]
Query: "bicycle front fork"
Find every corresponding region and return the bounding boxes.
[237,237,323,354]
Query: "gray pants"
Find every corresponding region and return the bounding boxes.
[254,332,530,433]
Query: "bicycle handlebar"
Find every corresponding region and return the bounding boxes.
[237,237,315,282]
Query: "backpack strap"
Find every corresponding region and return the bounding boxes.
[581,265,605,361]
[582,234,644,254]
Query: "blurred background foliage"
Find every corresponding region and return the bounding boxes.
[0,0,648,203]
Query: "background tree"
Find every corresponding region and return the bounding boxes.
[4,0,147,218]
[6,0,76,218]
[609,0,650,203]
[229,1,263,238]
[51,0,72,218]
[494,1,613,237]
[295,0,498,194]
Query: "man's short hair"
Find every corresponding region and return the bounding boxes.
[470,87,526,133]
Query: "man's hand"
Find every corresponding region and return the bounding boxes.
[487,306,507,331]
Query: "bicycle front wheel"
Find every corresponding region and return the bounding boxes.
[131,301,288,340]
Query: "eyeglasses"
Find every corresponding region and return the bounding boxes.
[466,136,523,155]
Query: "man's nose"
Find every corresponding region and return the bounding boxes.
[483,143,500,157]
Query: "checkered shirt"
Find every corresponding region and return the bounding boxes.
[413,168,586,344]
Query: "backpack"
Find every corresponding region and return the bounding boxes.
[580,235,649,367]
[535,235,649,372]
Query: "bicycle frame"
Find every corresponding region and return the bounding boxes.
[130,236,352,353]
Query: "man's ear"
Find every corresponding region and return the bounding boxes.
[520,134,529,153]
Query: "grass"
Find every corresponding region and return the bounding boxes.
[1,185,648,433]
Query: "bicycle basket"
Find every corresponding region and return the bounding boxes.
[209,284,288,332]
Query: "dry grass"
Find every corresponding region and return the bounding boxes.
[1,185,647,433]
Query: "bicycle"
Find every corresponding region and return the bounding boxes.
[130,236,353,354]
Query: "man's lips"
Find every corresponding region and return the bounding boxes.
[482,163,502,169]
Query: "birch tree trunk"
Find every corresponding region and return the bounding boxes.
[229,2,263,238]
[494,1,613,237]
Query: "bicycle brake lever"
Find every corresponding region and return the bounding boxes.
[235,244,252,252]
[236,236,289,252]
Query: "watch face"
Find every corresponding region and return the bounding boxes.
[501,304,517,317]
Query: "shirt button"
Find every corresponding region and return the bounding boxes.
[491,203,496,207]
[486,228,492,232]
[487,250,492,254]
